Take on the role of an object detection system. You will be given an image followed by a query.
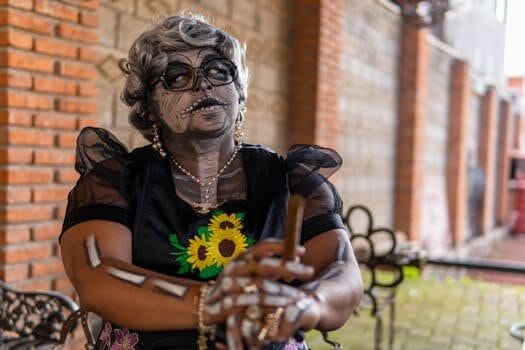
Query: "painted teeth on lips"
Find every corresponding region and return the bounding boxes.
[179,96,228,118]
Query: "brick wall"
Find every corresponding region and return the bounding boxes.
[98,0,292,154]
[447,60,470,244]
[337,0,400,227]
[479,86,498,234]
[419,41,454,249]
[0,0,98,294]
[394,20,430,241]
[496,99,511,225]
[289,0,342,150]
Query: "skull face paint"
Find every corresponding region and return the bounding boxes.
[85,235,101,269]
[152,48,240,139]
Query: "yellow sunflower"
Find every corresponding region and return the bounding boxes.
[207,228,248,266]
[186,235,212,271]
[208,213,243,235]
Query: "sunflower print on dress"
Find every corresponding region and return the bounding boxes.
[169,210,255,278]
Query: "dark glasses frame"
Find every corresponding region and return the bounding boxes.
[155,57,238,92]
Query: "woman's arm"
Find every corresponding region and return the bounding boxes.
[301,228,363,330]
[60,219,202,331]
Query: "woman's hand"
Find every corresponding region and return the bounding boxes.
[201,239,316,348]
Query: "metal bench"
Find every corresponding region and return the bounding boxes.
[344,205,421,350]
[0,279,79,349]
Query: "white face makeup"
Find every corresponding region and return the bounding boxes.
[153,48,240,139]
[107,267,147,285]
[85,235,101,269]
[152,279,188,298]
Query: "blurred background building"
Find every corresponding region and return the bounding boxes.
[0,0,522,297]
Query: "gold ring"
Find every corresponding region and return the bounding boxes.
[258,307,284,341]
[243,282,259,294]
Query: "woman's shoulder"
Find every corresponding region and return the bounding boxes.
[74,127,132,176]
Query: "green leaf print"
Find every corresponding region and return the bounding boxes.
[169,234,185,250]
[199,265,222,278]
[236,212,246,220]
[178,263,190,274]
[197,226,211,239]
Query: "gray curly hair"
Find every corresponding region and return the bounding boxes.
[119,13,249,141]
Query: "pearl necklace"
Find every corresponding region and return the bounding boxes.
[169,144,242,215]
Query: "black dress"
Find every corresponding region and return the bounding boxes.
[61,127,346,350]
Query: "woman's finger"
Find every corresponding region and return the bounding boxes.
[223,257,314,280]
[207,277,304,304]
[226,315,244,350]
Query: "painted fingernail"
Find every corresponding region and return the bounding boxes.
[223,296,234,310]
[263,279,280,294]
[221,276,233,291]
[207,302,222,315]
[261,257,281,267]
[264,295,289,307]
[285,261,312,274]
[285,305,300,322]
[236,293,260,306]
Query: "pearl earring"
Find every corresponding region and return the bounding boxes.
[234,110,245,145]
[152,124,167,158]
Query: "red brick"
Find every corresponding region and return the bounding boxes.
[0,110,32,126]
[0,263,29,282]
[34,37,78,59]
[57,132,77,148]
[0,225,31,244]
[53,275,72,291]
[30,257,64,277]
[56,168,78,183]
[55,203,67,220]
[64,0,98,10]
[79,10,98,27]
[0,49,55,73]
[0,147,33,164]
[0,8,54,34]
[34,0,78,22]
[33,113,77,130]
[77,81,97,97]
[0,90,53,110]
[0,0,33,9]
[0,241,53,264]
[33,76,77,95]
[4,127,54,146]
[58,23,97,44]
[57,98,97,114]
[0,205,54,224]
[0,30,33,49]
[77,117,96,128]
[0,167,54,185]
[0,185,31,204]
[0,70,32,88]
[32,221,62,241]
[32,185,70,203]
[78,46,98,62]
[33,149,75,166]
[59,61,97,80]
[12,277,53,291]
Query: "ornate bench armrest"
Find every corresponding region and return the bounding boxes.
[0,279,79,345]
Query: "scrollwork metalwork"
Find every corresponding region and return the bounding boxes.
[0,279,79,348]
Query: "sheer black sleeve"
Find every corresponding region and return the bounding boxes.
[61,127,134,238]
[286,145,346,243]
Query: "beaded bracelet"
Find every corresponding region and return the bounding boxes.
[195,282,216,350]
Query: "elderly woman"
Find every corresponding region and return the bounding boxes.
[60,13,362,350]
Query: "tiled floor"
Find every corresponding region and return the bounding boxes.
[306,234,525,350]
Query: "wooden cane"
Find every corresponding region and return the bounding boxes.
[283,193,305,261]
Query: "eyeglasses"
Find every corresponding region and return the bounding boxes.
[157,58,237,92]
